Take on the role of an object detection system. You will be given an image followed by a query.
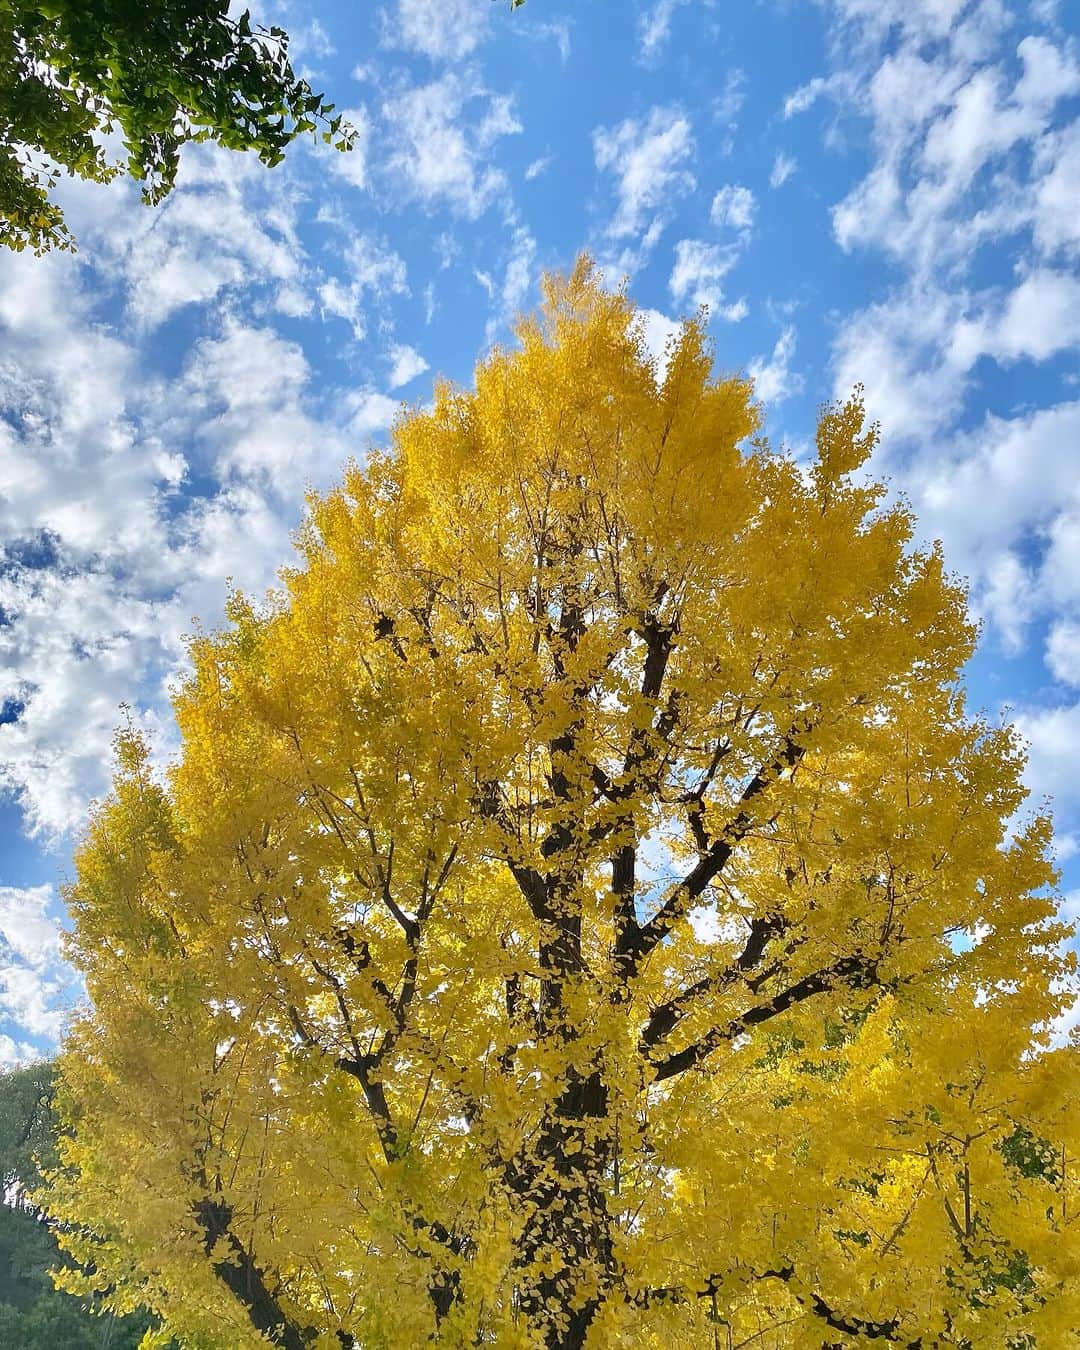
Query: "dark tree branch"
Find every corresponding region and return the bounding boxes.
[604,602,677,950]
[194,1196,314,1349]
[639,913,785,1053]
[616,728,810,975]
[679,734,733,852]
[478,779,555,921]
[636,1266,920,1345]
[648,951,879,1082]
[373,612,406,661]
[759,1267,921,1345]
[611,841,637,946]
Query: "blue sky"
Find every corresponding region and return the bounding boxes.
[1,0,1078,1062]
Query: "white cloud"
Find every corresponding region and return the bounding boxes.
[0,965,68,1042]
[921,67,1032,187]
[1047,620,1080,687]
[978,551,1039,653]
[769,152,797,187]
[892,401,1080,648]
[638,0,687,62]
[57,146,312,331]
[1043,506,1080,610]
[287,16,336,61]
[1013,33,1080,113]
[274,283,314,318]
[316,233,408,340]
[669,239,745,319]
[478,226,538,345]
[387,343,429,389]
[0,885,59,969]
[0,234,362,841]
[833,267,1080,453]
[833,163,903,253]
[346,233,410,295]
[829,30,1079,274]
[387,0,490,61]
[0,563,170,837]
[1015,700,1080,817]
[593,106,695,239]
[907,401,1080,556]
[866,48,964,154]
[525,155,552,181]
[384,74,521,218]
[829,0,979,48]
[1031,120,1080,258]
[831,286,970,442]
[800,5,1080,684]
[748,326,801,404]
[530,19,572,63]
[498,226,537,316]
[0,1035,41,1071]
[0,885,74,1045]
[1055,833,1080,864]
[0,256,171,564]
[180,319,350,491]
[713,68,747,131]
[972,269,1080,364]
[783,75,832,118]
[345,390,401,439]
[710,184,756,232]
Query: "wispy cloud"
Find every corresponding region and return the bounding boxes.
[593,105,695,239]
[384,73,522,218]
[769,151,797,187]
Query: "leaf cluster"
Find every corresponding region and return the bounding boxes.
[0,0,353,252]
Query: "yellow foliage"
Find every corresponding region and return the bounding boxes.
[47,263,1079,1349]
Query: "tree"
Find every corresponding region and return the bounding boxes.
[0,1061,56,1204]
[0,0,353,254]
[48,262,1079,1348]
[0,1064,154,1346]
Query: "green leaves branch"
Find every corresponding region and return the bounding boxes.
[0,0,355,253]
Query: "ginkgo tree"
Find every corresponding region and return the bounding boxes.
[48,262,1079,1349]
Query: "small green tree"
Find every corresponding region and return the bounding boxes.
[0,0,353,254]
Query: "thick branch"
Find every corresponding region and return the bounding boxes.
[639,913,784,1052]
[638,1267,919,1344]
[616,729,809,975]
[195,1196,313,1349]
[648,951,878,1082]
[759,1267,920,1345]
[478,780,555,921]
[611,841,637,943]
[608,604,677,944]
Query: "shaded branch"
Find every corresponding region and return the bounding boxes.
[478,779,555,921]
[648,951,879,1082]
[616,728,810,976]
[636,1266,920,1345]
[759,1267,920,1345]
[639,913,785,1053]
[194,1195,314,1349]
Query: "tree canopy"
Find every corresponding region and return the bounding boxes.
[0,0,352,254]
[47,263,1079,1348]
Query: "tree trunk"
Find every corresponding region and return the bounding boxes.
[510,1063,616,1350]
